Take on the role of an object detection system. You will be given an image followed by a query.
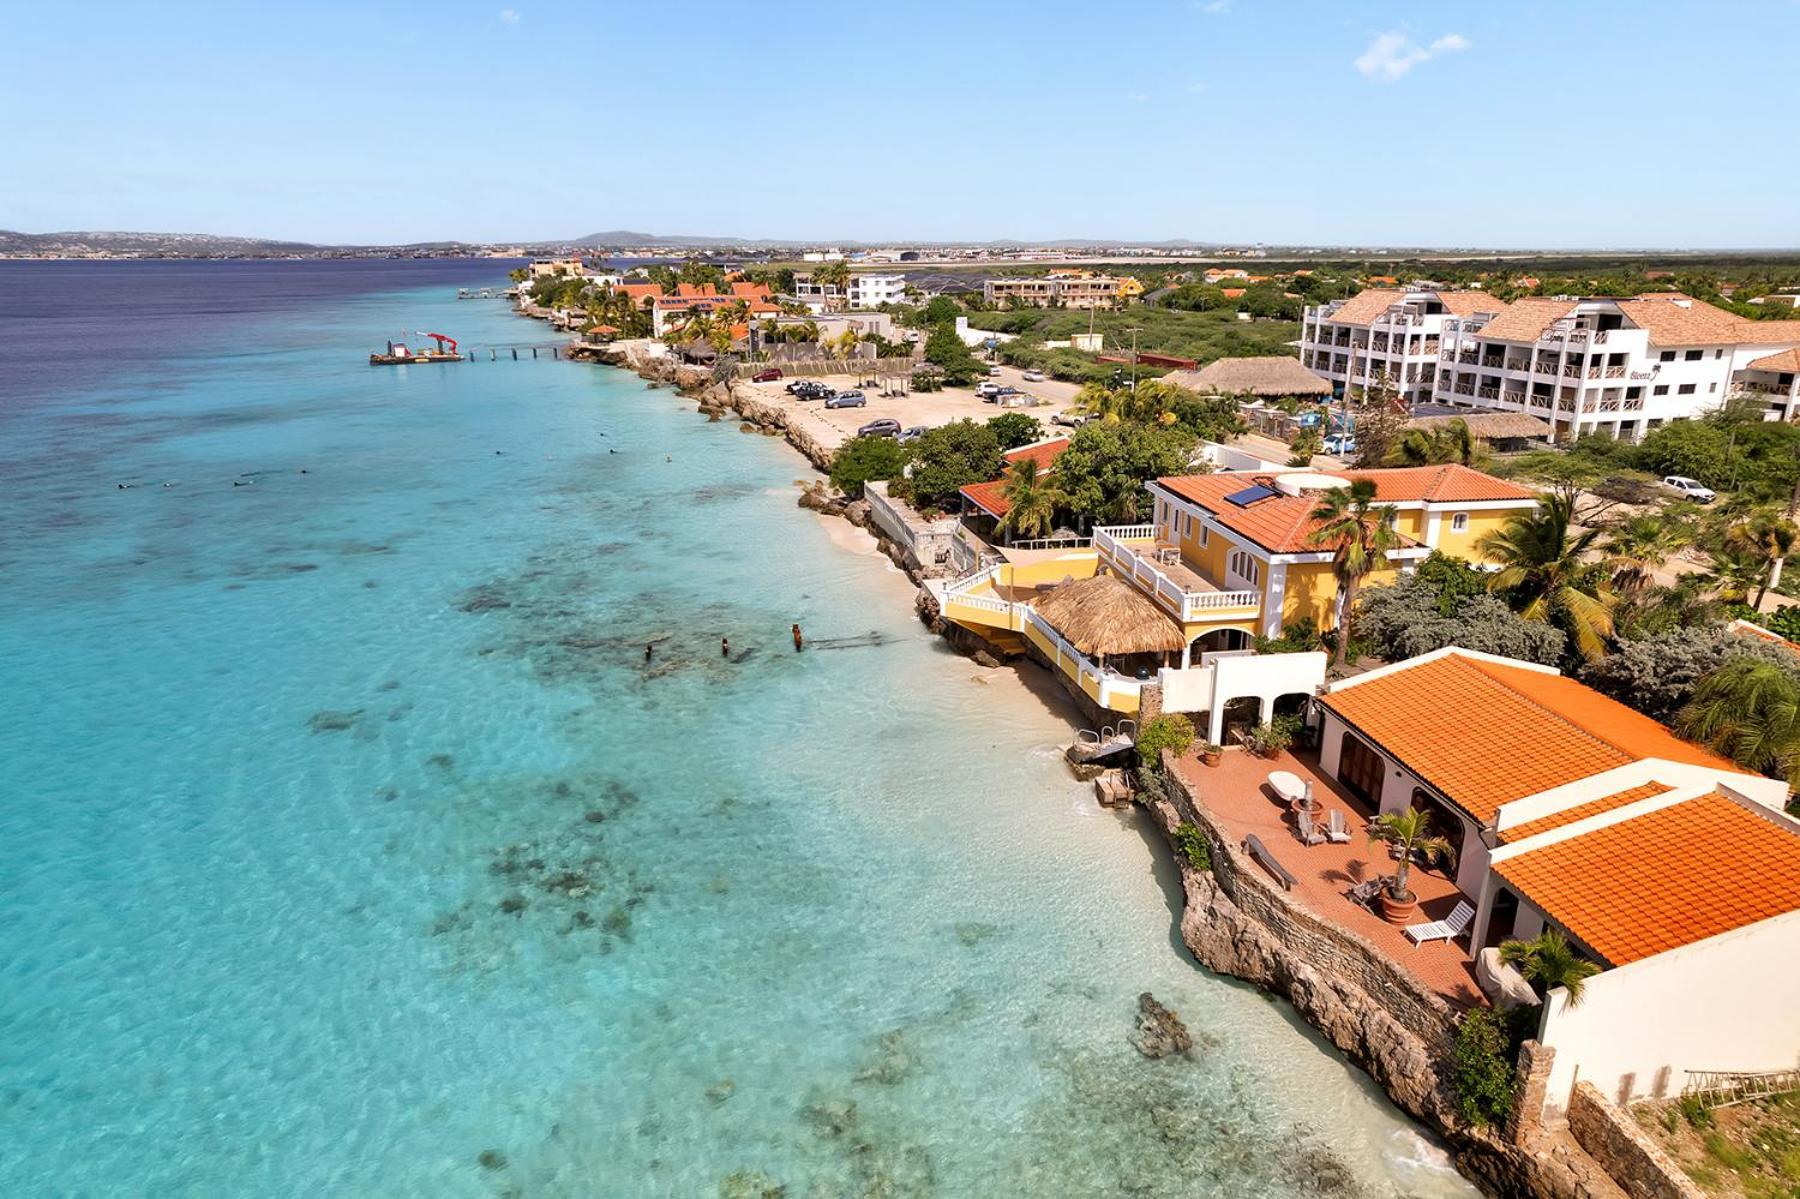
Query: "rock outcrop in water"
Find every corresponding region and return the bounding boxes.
[1130,992,1194,1059]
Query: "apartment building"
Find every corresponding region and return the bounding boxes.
[983,272,1121,309]
[846,273,907,310]
[1300,289,1504,404]
[1433,294,1800,440]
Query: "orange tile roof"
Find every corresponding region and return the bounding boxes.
[675,283,721,299]
[1495,792,1800,965]
[1499,781,1674,844]
[1220,288,1246,298]
[1432,291,1506,318]
[1154,466,1532,553]
[1747,347,1800,373]
[616,282,664,305]
[1615,297,1755,345]
[1729,619,1800,659]
[1337,464,1538,503]
[960,439,1070,517]
[1321,652,1742,824]
[730,281,773,300]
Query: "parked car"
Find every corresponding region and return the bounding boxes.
[1021,369,1044,382]
[993,386,1022,400]
[1052,411,1094,428]
[1663,475,1717,503]
[987,365,1003,377]
[784,379,809,394]
[1322,434,1357,455]
[791,381,830,400]
[975,382,1001,398]
[753,368,784,383]
[897,425,930,444]
[858,418,902,438]
[825,391,867,409]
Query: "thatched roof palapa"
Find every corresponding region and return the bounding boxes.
[1406,411,1551,441]
[1030,575,1186,657]
[1162,356,1333,399]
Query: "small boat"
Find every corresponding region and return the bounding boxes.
[370,332,463,365]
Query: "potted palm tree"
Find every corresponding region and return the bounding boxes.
[1499,929,1600,1006]
[1364,809,1450,924]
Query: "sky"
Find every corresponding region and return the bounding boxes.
[4,0,1798,249]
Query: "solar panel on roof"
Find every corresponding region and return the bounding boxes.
[1225,484,1279,507]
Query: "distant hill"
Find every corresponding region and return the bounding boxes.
[0,229,492,258]
[574,231,1230,250]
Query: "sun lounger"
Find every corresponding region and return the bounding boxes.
[1325,809,1353,843]
[1404,900,1476,947]
[1295,811,1326,847]
[1243,834,1297,891]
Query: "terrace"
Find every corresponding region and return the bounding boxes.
[1093,526,1260,624]
[1170,746,1485,1008]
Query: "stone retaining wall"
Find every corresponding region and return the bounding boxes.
[1567,1083,1701,1199]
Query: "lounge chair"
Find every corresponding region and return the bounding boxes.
[1242,834,1297,891]
[1325,809,1353,844]
[1404,900,1476,947]
[1295,810,1326,847]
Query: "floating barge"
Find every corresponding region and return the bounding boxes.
[370,333,463,365]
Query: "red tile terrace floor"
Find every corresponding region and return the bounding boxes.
[1170,746,1487,1008]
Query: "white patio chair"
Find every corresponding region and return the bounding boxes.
[1403,901,1476,947]
[1325,809,1353,843]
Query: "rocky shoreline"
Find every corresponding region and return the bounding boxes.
[539,318,1610,1199]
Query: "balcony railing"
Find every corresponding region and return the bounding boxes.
[1094,526,1260,622]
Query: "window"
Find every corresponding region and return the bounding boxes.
[1199,523,1209,547]
[1337,734,1385,806]
[1227,549,1260,587]
[1451,513,1469,533]
[1678,383,1696,395]
[1659,350,1676,362]
[1715,348,1724,359]
[1653,384,1669,395]
[1685,349,1703,361]
[1709,382,1717,393]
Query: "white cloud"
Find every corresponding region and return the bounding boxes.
[1354,30,1469,81]
[499,8,520,23]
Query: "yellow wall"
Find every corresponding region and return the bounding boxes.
[999,552,1099,590]
[1431,509,1513,564]
[1279,560,1403,631]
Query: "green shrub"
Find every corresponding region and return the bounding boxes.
[829,435,910,498]
[1172,823,1212,872]
[1136,713,1196,766]
[1680,1093,1716,1129]
[1451,1008,1521,1128]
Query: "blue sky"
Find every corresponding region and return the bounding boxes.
[4,1,1797,248]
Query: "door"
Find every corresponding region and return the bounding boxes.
[1337,733,1383,807]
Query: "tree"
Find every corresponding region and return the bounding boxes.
[1478,492,1617,662]
[1677,657,1800,788]
[1345,375,1407,468]
[1389,419,1480,467]
[1724,513,1799,607]
[986,412,1042,450]
[1357,578,1567,667]
[1499,929,1601,1007]
[923,323,984,386]
[829,435,910,498]
[902,419,1003,510]
[1581,625,1800,724]
[1308,479,1402,670]
[1600,515,1690,597]
[996,459,1067,541]
[1365,808,1451,903]
[1053,422,1196,525]
[1135,713,1196,767]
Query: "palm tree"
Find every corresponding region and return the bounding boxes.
[1677,658,1800,788]
[1365,808,1451,903]
[1726,513,1799,608]
[997,460,1066,542]
[1601,515,1691,597]
[1477,491,1617,662]
[1387,419,1480,467]
[1705,542,1768,605]
[1308,479,1402,670]
[1499,929,1601,1007]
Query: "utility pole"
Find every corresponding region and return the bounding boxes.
[1128,326,1141,391]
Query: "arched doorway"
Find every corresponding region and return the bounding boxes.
[1191,627,1251,660]
[1220,695,1262,744]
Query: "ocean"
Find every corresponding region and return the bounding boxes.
[0,260,1475,1197]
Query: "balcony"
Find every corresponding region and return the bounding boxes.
[1094,526,1260,624]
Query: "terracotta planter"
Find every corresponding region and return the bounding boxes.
[1200,749,1223,767]
[1378,888,1419,924]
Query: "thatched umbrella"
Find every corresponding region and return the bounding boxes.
[1030,575,1186,665]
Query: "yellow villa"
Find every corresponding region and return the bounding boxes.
[934,462,1539,730]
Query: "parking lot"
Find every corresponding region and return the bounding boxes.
[735,364,1084,454]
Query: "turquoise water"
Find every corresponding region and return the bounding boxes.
[0,263,1474,1197]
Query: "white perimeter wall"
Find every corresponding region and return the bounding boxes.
[1538,909,1800,1117]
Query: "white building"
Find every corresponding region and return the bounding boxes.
[1432,294,1800,440]
[1314,647,1800,1119]
[1299,289,1503,404]
[847,273,908,310]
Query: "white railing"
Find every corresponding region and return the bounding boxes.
[1094,527,1260,622]
[1022,607,1143,708]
